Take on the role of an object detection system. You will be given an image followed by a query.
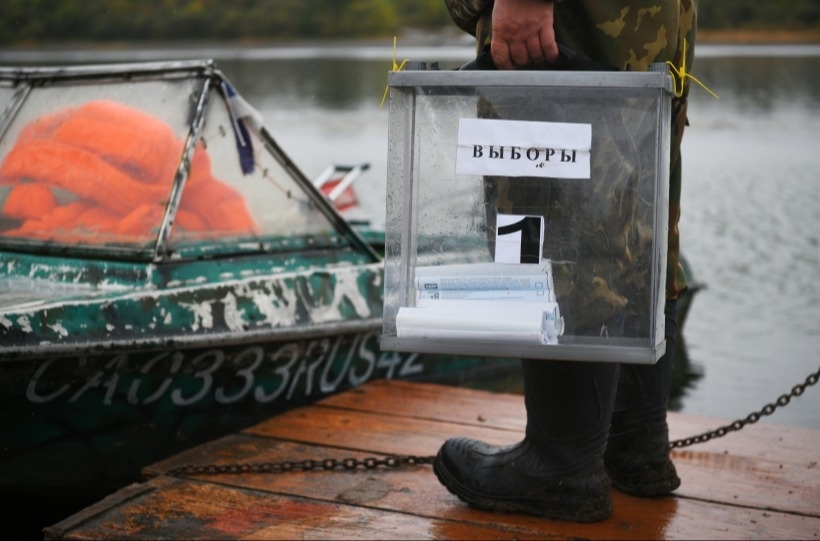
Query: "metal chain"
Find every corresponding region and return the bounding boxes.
[167,367,819,477]
[669,365,820,449]
[167,454,435,477]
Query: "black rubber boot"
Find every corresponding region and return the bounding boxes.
[604,300,681,497]
[434,360,618,522]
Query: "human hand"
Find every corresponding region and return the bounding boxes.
[491,0,558,70]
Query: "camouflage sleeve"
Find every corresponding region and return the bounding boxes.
[470,0,696,302]
[551,0,698,301]
[443,0,493,36]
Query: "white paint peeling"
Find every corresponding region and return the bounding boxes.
[308,266,374,324]
[91,280,133,292]
[248,281,299,328]
[180,301,214,331]
[48,322,69,337]
[16,315,33,333]
[221,292,246,333]
[2,261,384,344]
[239,266,290,278]
[167,275,209,288]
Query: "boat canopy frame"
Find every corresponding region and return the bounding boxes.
[0,59,379,263]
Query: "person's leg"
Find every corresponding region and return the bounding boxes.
[434,359,618,522]
[604,300,681,497]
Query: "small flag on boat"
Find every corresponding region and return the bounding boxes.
[221,81,264,175]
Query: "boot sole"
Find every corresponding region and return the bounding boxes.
[433,452,612,523]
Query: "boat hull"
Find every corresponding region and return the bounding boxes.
[1,329,511,498]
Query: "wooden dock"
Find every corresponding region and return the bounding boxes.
[44,380,819,540]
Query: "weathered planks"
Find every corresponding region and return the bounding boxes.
[45,380,820,540]
[305,380,820,517]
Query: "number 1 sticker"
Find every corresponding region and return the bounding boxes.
[495,213,544,264]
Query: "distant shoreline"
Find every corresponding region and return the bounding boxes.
[2,27,819,52]
[1,29,818,65]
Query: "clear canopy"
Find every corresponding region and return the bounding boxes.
[0,63,346,261]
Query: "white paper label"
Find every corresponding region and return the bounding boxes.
[456,118,591,179]
[495,213,544,264]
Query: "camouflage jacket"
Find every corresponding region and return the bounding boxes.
[445,0,696,306]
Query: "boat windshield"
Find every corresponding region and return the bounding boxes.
[0,69,348,260]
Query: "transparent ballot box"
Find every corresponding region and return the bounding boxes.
[381,66,674,364]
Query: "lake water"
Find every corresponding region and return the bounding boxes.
[2,42,819,430]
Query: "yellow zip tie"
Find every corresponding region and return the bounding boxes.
[380,36,409,109]
[666,39,719,99]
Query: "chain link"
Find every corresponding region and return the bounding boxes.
[167,454,435,478]
[669,365,820,449]
[167,367,819,477]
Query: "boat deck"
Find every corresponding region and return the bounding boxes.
[44,380,820,540]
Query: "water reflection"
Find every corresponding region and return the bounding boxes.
[226,58,391,110]
[692,55,820,114]
[669,335,703,412]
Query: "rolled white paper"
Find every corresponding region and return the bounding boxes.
[397,300,563,345]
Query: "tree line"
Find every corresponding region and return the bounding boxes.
[2,0,818,46]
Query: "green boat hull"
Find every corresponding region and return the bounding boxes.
[2,331,514,499]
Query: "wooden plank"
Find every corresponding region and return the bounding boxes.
[242,404,518,456]
[44,475,565,540]
[236,399,820,516]
[319,379,528,431]
[43,483,156,541]
[313,381,820,516]
[323,381,815,468]
[144,435,820,541]
[47,381,820,540]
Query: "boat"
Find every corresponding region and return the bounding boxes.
[0,59,519,500]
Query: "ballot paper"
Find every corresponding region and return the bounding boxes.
[400,262,564,345]
[414,261,556,303]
